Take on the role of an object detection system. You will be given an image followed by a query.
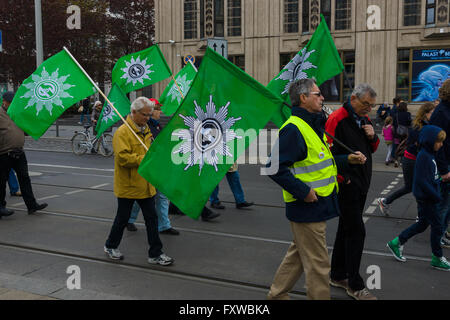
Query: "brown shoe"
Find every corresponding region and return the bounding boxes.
[330,278,349,290]
[346,287,377,300]
[10,191,22,197]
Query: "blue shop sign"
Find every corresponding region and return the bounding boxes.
[413,49,450,61]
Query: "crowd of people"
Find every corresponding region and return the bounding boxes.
[0,77,449,300]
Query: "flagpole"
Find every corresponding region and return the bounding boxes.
[171,74,184,100]
[63,47,148,151]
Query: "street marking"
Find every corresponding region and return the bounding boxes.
[90,183,110,189]
[387,185,394,189]
[365,206,376,214]
[65,190,85,195]
[29,163,113,172]
[391,181,399,185]
[363,217,370,223]
[381,190,390,195]
[37,195,60,201]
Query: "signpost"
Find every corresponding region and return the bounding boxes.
[207,38,228,59]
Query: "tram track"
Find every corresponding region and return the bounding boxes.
[6,206,432,263]
[23,181,420,223]
[0,240,308,300]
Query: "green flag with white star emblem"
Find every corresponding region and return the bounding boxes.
[95,84,131,138]
[159,62,197,116]
[111,45,172,94]
[7,50,97,139]
[138,48,284,220]
[267,15,344,127]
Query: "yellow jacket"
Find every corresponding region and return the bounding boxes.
[112,115,156,199]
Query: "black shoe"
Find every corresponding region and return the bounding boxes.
[0,207,14,217]
[126,223,137,231]
[236,201,254,209]
[201,207,220,222]
[160,228,180,235]
[211,202,225,210]
[28,203,48,215]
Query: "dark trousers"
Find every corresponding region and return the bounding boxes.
[105,197,163,258]
[331,184,367,291]
[0,152,37,210]
[385,157,415,205]
[399,200,442,258]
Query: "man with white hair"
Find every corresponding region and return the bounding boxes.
[325,84,380,300]
[103,96,173,266]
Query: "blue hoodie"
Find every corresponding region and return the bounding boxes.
[413,125,443,203]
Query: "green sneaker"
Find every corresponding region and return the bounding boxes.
[387,237,406,262]
[431,255,450,272]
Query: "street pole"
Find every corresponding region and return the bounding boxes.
[35,0,44,67]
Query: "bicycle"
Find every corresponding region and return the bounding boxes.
[71,124,113,157]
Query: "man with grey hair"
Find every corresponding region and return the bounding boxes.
[103,96,174,266]
[325,83,380,300]
[266,79,367,300]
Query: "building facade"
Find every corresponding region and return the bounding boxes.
[154,0,450,106]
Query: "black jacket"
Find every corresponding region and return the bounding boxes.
[325,101,380,193]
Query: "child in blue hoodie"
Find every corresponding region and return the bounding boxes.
[387,125,450,271]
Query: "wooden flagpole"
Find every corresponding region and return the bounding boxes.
[63,47,148,151]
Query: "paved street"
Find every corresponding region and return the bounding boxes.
[0,120,449,301]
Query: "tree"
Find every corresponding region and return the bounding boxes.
[0,0,156,90]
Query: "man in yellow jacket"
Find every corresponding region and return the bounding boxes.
[104,97,173,266]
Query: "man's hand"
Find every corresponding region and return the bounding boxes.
[348,151,367,165]
[362,124,375,140]
[441,172,450,182]
[304,188,318,203]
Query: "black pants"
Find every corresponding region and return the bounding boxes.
[385,157,415,205]
[105,197,163,258]
[0,152,38,210]
[330,184,367,291]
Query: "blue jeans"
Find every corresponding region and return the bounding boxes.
[128,191,171,232]
[437,180,450,237]
[8,169,19,194]
[209,171,245,204]
[399,200,443,258]
[385,157,415,204]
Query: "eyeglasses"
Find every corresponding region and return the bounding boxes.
[310,91,323,97]
[358,98,376,108]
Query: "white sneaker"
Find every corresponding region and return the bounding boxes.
[377,198,390,216]
[104,246,124,260]
[148,253,174,266]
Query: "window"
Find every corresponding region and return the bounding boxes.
[404,0,421,26]
[214,0,225,37]
[426,0,436,25]
[284,0,299,33]
[320,0,331,29]
[184,0,198,39]
[396,49,410,101]
[302,0,310,33]
[227,0,242,36]
[228,55,245,70]
[335,0,351,30]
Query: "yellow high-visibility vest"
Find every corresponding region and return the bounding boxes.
[280,116,338,203]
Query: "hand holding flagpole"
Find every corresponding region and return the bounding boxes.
[63,47,148,151]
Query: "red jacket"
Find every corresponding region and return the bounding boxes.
[325,101,380,193]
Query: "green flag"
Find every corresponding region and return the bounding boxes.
[267,15,344,127]
[159,62,197,116]
[8,50,96,139]
[138,48,283,219]
[95,84,131,138]
[111,44,172,93]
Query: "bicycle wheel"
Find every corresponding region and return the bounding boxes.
[98,133,114,157]
[71,133,89,155]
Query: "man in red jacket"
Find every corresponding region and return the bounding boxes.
[325,84,380,300]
